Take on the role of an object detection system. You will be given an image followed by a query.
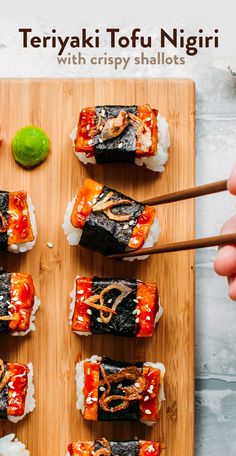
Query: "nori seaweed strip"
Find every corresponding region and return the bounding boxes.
[0,272,10,333]
[0,191,9,251]
[98,357,143,422]
[91,277,137,336]
[80,186,144,255]
[94,440,139,456]
[0,361,8,419]
[94,106,137,164]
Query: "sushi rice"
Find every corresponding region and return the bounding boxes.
[0,434,30,455]
[70,113,170,172]
[75,356,165,425]
[69,276,163,336]
[62,205,161,262]
[11,296,41,337]
[7,363,36,423]
[8,194,37,254]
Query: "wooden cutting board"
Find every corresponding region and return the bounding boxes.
[0,79,195,456]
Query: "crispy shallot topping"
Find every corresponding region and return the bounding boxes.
[128,113,152,152]
[92,192,115,212]
[87,106,153,152]
[92,192,133,222]
[103,207,131,222]
[0,315,18,321]
[84,283,132,324]
[0,211,8,233]
[84,295,118,316]
[88,114,103,137]
[128,113,149,134]
[0,360,11,392]
[94,438,112,456]
[99,365,146,413]
[101,111,128,141]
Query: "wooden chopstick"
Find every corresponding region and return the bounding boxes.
[142,179,228,206]
[108,233,236,259]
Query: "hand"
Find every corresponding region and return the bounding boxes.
[214,164,236,300]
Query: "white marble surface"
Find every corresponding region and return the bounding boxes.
[0,1,236,454]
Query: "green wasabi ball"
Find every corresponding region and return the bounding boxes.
[12,126,50,168]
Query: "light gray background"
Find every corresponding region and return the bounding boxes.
[0,1,236,454]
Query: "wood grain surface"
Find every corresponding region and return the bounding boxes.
[0,79,195,456]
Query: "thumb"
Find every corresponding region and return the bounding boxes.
[227,163,236,195]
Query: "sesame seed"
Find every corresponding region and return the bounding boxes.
[86,124,90,130]
[136,309,141,315]
[97,318,102,323]
[123,224,129,230]
[147,389,153,394]
[100,386,105,392]
[78,316,84,322]
[92,397,98,402]
[145,409,151,415]
[108,298,113,304]
[92,198,97,205]
[0,296,3,301]
[136,296,142,300]
[144,395,149,401]
[146,117,151,121]
[47,242,54,248]
[135,318,139,324]
[118,143,123,149]
[88,139,93,145]
[99,126,103,131]
[146,316,151,321]
[118,383,123,388]
[77,289,84,295]
[86,397,93,404]
[135,382,140,388]
[87,309,92,315]
[133,309,137,315]
[99,138,103,143]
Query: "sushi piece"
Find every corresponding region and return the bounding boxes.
[0,191,37,253]
[76,356,165,425]
[70,276,163,337]
[67,438,162,456]
[0,359,35,422]
[71,104,170,172]
[62,178,160,258]
[0,271,40,336]
[0,434,30,455]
